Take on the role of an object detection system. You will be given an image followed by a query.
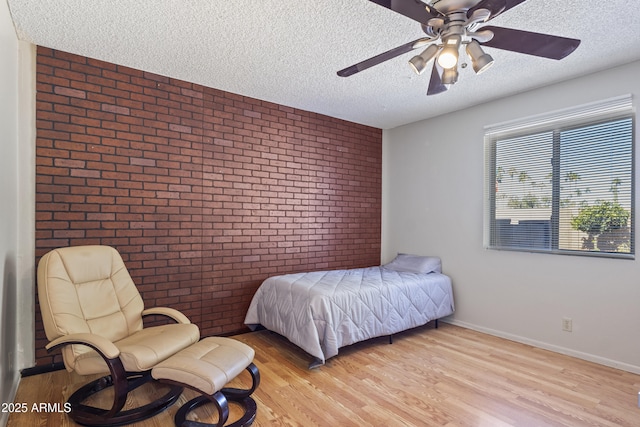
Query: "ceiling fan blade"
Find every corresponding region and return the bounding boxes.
[337,38,431,77]
[503,0,529,12]
[427,62,447,96]
[468,0,527,21]
[367,0,441,25]
[481,26,581,60]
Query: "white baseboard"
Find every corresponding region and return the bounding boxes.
[442,319,640,375]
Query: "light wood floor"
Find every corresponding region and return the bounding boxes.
[8,323,640,426]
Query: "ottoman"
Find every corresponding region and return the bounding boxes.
[152,337,260,427]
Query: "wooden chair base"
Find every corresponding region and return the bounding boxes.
[67,371,182,427]
[172,363,260,427]
[175,393,257,427]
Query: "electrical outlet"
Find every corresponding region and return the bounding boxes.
[562,317,573,332]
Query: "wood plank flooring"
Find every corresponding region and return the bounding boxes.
[8,323,640,426]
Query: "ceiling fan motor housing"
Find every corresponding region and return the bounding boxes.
[440,11,467,39]
[431,0,485,15]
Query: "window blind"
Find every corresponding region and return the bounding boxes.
[484,95,635,258]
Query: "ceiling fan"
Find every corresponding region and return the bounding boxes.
[337,0,581,95]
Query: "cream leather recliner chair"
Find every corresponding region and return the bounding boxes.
[37,245,200,426]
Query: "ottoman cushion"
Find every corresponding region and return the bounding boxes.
[152,337,255,396]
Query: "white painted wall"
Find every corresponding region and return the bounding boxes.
[0,1,21,421]
[1,1,35,423]
[382,60,640,373]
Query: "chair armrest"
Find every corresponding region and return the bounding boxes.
[142,307,191,324]
[45,333,120,359]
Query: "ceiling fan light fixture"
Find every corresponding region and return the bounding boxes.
[466,40,494,74]
[437,35,461,69]
[408,44,439,75]
[441,68,459,85]
[337,0,582,98]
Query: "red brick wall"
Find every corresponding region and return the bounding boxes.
[34,47,382,365]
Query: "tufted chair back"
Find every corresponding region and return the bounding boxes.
[38,245,145,371]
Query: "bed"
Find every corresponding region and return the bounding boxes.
[244,254,454,367]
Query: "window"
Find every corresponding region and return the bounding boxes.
[484,95,635,258]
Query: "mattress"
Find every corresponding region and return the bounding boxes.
[244,266,454,364]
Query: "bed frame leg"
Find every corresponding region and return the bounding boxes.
[388,335,393,344]
[308,357,324,369]
[435,319,439,329]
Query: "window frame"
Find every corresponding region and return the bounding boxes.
[484,95,635,259]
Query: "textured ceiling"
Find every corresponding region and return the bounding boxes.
[7,0,640,129]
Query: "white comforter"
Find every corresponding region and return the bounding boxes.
[244,266,454,364]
